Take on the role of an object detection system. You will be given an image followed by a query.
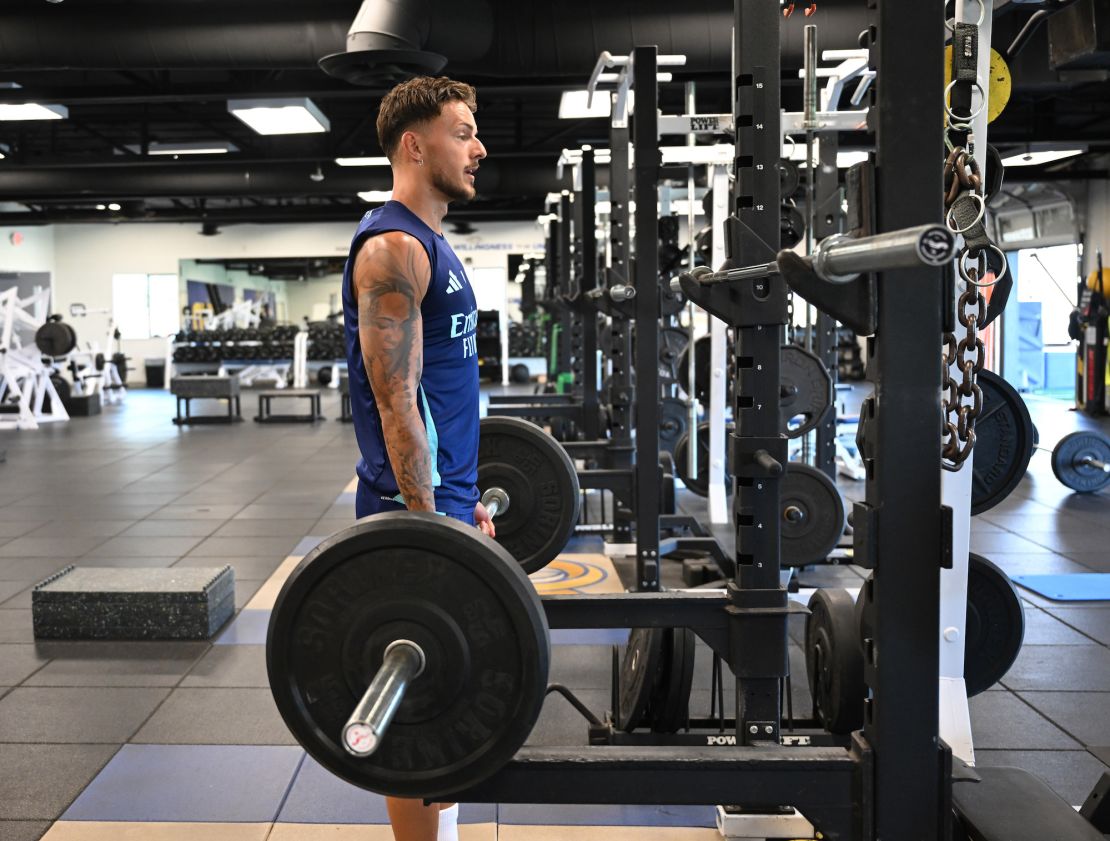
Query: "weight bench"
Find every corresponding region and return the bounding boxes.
[338,376,352,422]
[171,375,241,425]
[255,388,324,423]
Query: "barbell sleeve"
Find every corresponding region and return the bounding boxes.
[1080,456,1110,473]
[609,284,636,301]
[341,640,425,758]
[481,486,511,519]
[671,224,956,291]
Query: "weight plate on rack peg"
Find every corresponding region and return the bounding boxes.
[780,345,832,439]
[965,552,1024,696]
[780,463,846,567]
[970,370,1034,515]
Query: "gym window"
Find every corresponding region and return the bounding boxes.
[113,273,179,339]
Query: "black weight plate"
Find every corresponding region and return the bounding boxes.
[617,627,666,731]
[658,328,690,382]
[266,512,550,799]
[677,335,711,404]
[35,321,77,357]
[650,627,695,733]
[477,416,581,574]
[1051,431,1110,493]
[780,345,832,439]
[658,398,688,459]
[674,422,733,498]
[805,588,865,735]
[778,159,801,197]
[970,370,1034,515]
[780,204,806,249]
[965,552,1024,697]
[781,463,846,566]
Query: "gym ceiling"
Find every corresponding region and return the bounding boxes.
[0,0,1106,229]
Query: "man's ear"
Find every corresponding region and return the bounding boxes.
[400,130,424,165]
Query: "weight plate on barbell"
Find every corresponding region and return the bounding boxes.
[616,626,666,732]
[477,416,581,574]
[805,588,865,735]
[267,512,550,799]
[780,345,832,439]
[35,320,78,358]
[965,552,1024,697]
[970,370,1034,515]
[781,463,846,567]
[674,422,733,498]
[1050,431,1110,494]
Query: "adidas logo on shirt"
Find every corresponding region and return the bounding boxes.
[446,270,466,294]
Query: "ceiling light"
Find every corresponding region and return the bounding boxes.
[107,202,121,211]
[310,165,325,183]
[147,141,237,156]
[335,156,390,167]
[357,190,392,203]
[559,90,612,120]
[96,204,106,211]
[0,103,67,121]
[999,149,1084,167]
[227,97,330,135]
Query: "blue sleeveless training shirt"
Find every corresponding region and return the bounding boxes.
[341,200,480,516]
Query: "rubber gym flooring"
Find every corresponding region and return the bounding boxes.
[0,386,1107,841]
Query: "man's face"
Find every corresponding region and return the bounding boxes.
[420,100,487,203]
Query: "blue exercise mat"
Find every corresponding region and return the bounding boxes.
[1012,573,1110,602]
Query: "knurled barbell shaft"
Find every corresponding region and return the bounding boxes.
[481,486,510,519]
[341,640,425,758]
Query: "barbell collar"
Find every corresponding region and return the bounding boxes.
[811,224,956,284]
[481,486,511,519]
[341,640,425,758]
[609,284,636,302]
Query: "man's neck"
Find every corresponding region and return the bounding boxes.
[390,181,449,235]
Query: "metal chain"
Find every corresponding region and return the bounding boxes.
[940,29,992,472]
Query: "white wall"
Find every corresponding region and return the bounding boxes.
[26,217,546,384]
[0,226,57,279]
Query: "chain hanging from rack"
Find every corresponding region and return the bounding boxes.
[940,13,1008,471]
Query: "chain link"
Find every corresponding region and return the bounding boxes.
[941,52,991,471]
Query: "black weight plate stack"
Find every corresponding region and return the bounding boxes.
[970,370,1034,515]
[267,512,550,799]
[780,345,832,439]
[806,588,865,735]
[780,463,846,566]
[616,627,666,732]
[658,397,688,459]
[649,627,696,733]
[477,417,581,574]
[1050,431,1110,493]
[965,553,1025,697]
[674,422,733,498]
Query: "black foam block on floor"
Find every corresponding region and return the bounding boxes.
[31,565,235,640]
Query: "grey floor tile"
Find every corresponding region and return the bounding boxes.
[148,503,247,520]
[0,686,169,742]
[1021,531,1110,555]
[1045,607,1110,645]
[0,744,119,820]
[186,535,300,558]
[1001,645,1110,691]
[990,554,1094,578]
[969,533,1059,555]
[0,580,31,605]
[234,503,331,520]
[968,691,1080,749]
[1018,691,1110,747]
[181,644,271,688]
[235,579,264,609]
[980,513,1084,531]
[0,820,51,841]
[131,687,297,745]
[1061,553,1110,573]
[23,521,135,538]
[550,645,614,690]
[526,689,609,746]
[0,522,49,539]
[0,645,50,685]
[311,519,355,536]
[0,536,108,558]
[25,641,208,687]
[212,518,319,538]
[173,555,285,579]
[117,519,224,538]
[1021,607,1099,645]
[82,535,204,559]
[0,610,34,644]
[0,558,78,582]
[974,749,1110,807]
